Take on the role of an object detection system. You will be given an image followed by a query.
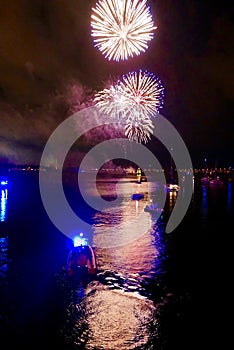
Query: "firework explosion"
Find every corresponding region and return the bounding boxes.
[94,70,164,143]
[94,84,126,119]
[120,70,164,116]
[91,0,157,61]
[124,113,154,143]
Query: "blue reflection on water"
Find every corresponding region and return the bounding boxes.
[0,236,8,278]
[1,189,8,222]
[152,218,166,272]
[201,185,208,219]
[227,181,232,214]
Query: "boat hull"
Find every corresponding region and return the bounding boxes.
[131,193,144,200]
[67,245,97,286]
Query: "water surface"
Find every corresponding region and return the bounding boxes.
[0,171,232,349]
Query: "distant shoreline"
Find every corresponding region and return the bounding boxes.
[1,165,233,184]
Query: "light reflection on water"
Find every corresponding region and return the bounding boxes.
[0,236,8,279]
[168,190,177,212]
[0,236,9,330]
[93,201,152,248]
[60,178,167,349]
[61,281,159,349]
[92,179,165,248]
[1,189,8,222]
[95,232,157,278]
[201,185,208,219]
[84,285,158,350]
[227,181,232,214]
[92,178,166,288]
[2,173,232,348]
[0,182,9,334]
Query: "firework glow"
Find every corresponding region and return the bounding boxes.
[91,0,157,61]
[94,70,164,143]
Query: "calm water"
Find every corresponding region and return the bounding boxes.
[0,171,233,349]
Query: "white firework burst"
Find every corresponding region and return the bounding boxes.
[119,70,164,116]
[94,83,126,119]
[94,70,164,143]
[91,0,157,61]
[124,113,154,143]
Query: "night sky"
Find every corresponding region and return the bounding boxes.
[0,0,233,168]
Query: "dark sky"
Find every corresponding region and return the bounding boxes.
[0,0,233,168]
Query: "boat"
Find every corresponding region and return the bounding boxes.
[166,183,180,192]
[67,235,97,286]
[209,177,224,187]
[208,161,224,187]
[136,167,142,184]
[144,203,164,215]
[201,176,210,185]
[131,193,144,200]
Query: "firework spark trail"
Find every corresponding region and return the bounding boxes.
[91,0,157,61]
[94,70,164,143]
[94,84,126,119]
[94,70,164,118]
[95,84,155,143]
[124,113,154,143]
[119,70,164,116]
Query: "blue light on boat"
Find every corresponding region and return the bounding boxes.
[73,233,88,247]
[0,180,8,186]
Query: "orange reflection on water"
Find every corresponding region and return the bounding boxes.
[93,178,160,276]
[83,284,157,350]
[168,190,177,211]
[93,194,152,248]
